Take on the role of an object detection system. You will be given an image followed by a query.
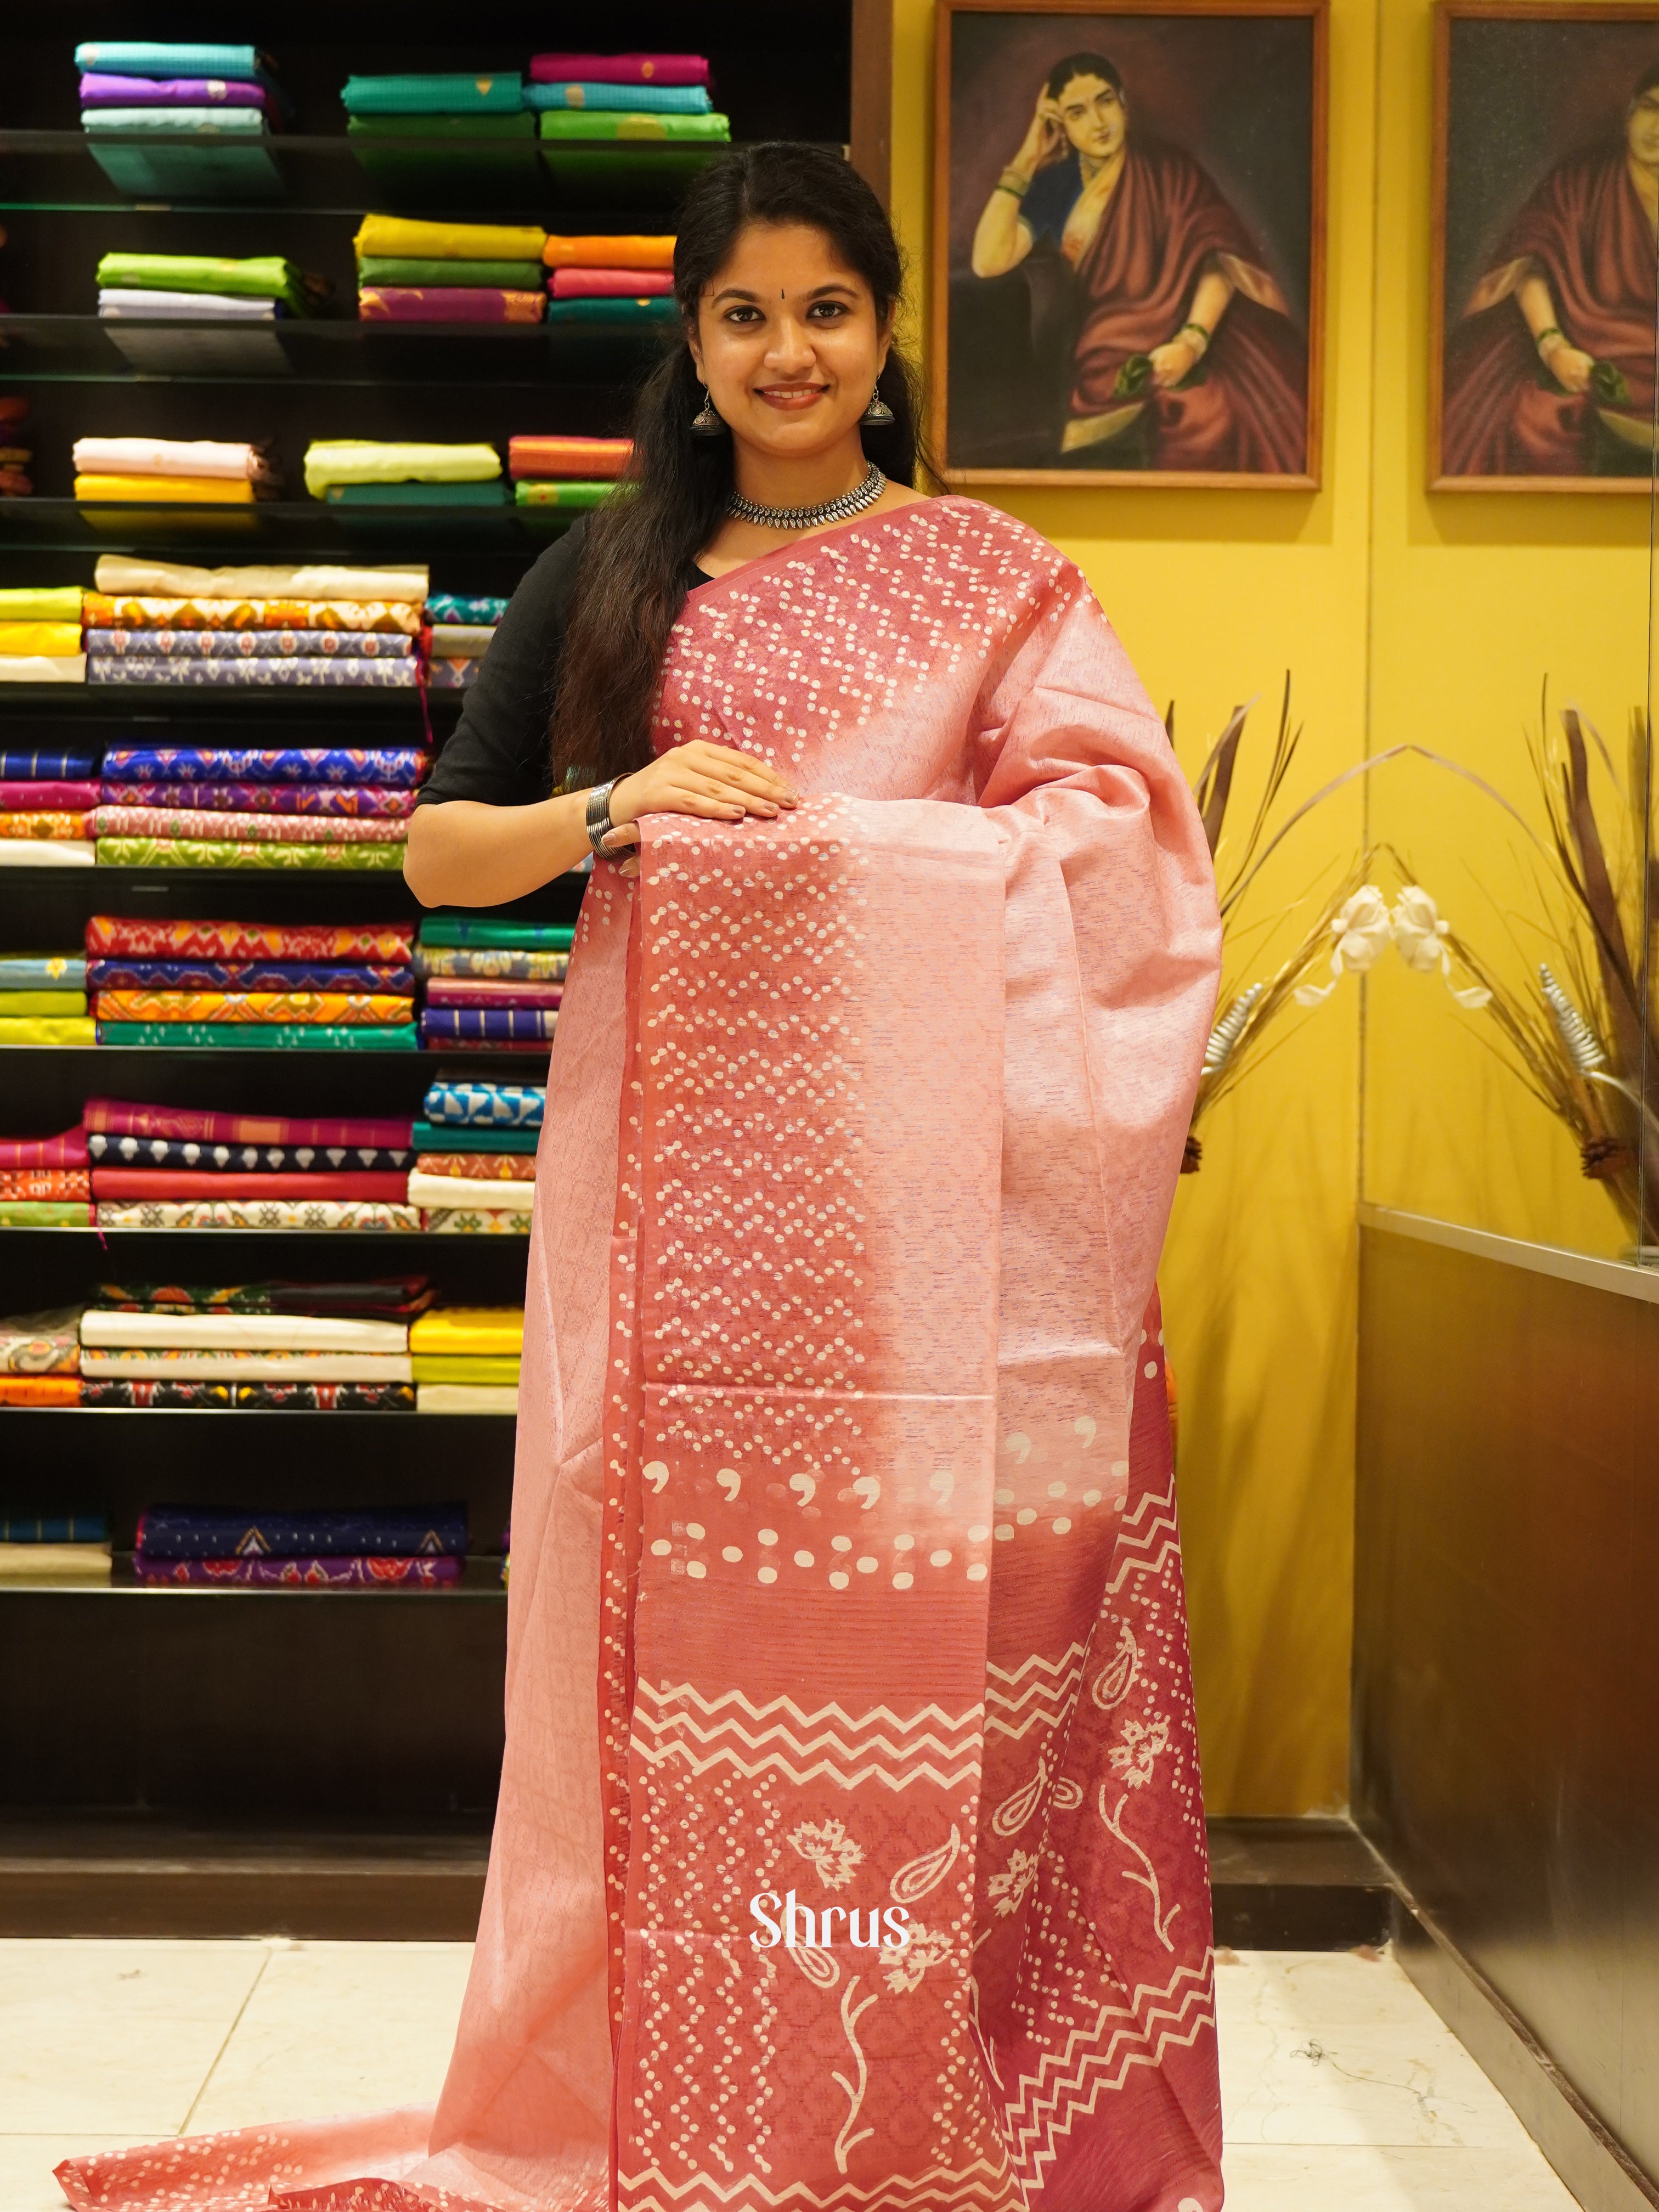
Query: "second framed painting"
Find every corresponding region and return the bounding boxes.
[932,0,1328,488]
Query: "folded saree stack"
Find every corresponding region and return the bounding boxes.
[75,43,294,200]
[0,952,93,1052]
[0,1513,111,1583]
[542,231,678,329]
[73,436,280,509]
[86,555,427,699]
[425,591,506,691]
[416,917,568,1053]
[0,585,87,690]
[0,1121,92,1223]
[0,1304,85,1399]
[508,433,629,518]
[353,215,548,327]
[0,394,33,496]
[132,1499,465,1585]
[342,71,538,198]
[0,736,95,872]
[86,917,419,1054]
[304,439,507,512]
[409,1305,522,1413]
[94,251,328,326]
[411,1073,543,1233]
[529,52,728,144]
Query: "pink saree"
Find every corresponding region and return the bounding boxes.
[58,498,1223,2212]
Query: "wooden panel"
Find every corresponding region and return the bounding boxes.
[1356,1225,1659,2189]
[850,0,895,205]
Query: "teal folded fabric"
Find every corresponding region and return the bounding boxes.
[75,42,262,78]
[524,83,712,114]
[96,1022,419,1049]
[411,1122,539,1152]
[545,297,678,324]
[324,483,511,507]
[537,110,729,141]
[343,74,524,115]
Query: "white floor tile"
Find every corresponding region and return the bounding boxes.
[1216,1948,1451,2032]
[0,1939,267,2134]
[0,2137,142,2212]
[187,1940,473,2131]
[1221,2144,1582,2210]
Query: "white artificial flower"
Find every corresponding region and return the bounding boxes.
[1294,884,1391,1005]
[1390,884,1452,973]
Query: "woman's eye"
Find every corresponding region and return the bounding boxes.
[808,302,848,320]
[724,306,761,324]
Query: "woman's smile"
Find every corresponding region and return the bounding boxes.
[755,381,830,410]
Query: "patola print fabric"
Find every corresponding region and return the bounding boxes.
[57,499,1222,2212]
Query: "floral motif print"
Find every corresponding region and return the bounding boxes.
[787,1817,866,1889]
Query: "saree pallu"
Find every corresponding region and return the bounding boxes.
[92,808,409,844]
[60,498,1222,2212]
[95,1022,418,1049]
[93,990,414,1025]
[134,1553,459,1586]
[86,918,414,963]
[95,1199,421,1232]
[85,1095,413,1146]
[88,962,413,994]
[89,1136,412,1173]
[88,629,414,658]
[95,839,408,873]
[91,658,420,690]
[138,1502,464,1556]
[84,595,422,634]
[100,782,416,816]
[103,744,428,785]
[83,1381,415,1411]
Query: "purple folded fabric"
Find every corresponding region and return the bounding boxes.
[100,782,416,817]
[78,74,270,109]
[87,961,414,994]
[358,287,545,325]
[132,1554,461,1587]
[87,629,414,660]
[420,1007,558,1043]
[102,746,429,786]
[137,1502,466,1557]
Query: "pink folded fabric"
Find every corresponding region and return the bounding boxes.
[83,1098,413,1148]
[91,1169,410,1203]
[529,52,709,85]
[91,806,408,845]
[0,1126,89,1170]
[423,980,565,1009]
[358,288,545,325]
[0,782,99,811]
[549,268,674,299]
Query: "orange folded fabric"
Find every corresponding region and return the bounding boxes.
[508,436,633,481]
[0,1375,81,1407]
[0,1170,91,1200]
[542,234,674,270]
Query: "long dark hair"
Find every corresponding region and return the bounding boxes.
[551,142,927,788]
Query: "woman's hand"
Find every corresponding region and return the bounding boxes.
[604,740,799,877]
[1149,331,1204,389]
[1539,332,1595,394]
[1011,92,1064,183]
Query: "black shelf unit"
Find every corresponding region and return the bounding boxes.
[0,0,887,1929]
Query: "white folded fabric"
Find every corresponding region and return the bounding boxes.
[0,656,87,684]
[407,1172,535,1213]
[94,1200,422,1231]
[94,557,430,605]
[80,1311,409,1353]
[0,841,96,867]
[72,437,270,481]
[78,1348,414,1381]
[417,1383,520,1415]
[97,288,276,321]
[429,625,496,658]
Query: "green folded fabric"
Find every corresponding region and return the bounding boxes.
[303,440,501,494]
[0,1202,91,1226]
[96,837,407,872]
[95,253,320,312]
[0,992,86,1017]
[410,1122,539,1152]
[420,920,575,949]
[513,479,613,510]
[0,588,82,622]
[96,1022,419,1049]
[344,74,524,115]
[347,113,535,140]
[537,110,729,142]
[410,1353,523,1385]
[84,108,267,136]
[545,297,677,325]
[357,257,546,287]
[324,482,511,507]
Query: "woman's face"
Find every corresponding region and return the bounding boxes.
[1053,72,1128,162]
[689,221,888,461]
[1628,83,1659,166]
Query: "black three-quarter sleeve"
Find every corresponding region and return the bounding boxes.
[416,515,592,810]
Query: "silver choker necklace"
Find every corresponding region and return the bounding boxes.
[726,461,885,532]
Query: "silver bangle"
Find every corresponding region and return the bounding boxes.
[585,777,626,858]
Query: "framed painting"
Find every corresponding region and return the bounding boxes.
[931,0,1327,488]
[1432,1,1659,491]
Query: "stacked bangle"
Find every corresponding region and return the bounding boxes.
[1535,324,1564,354]
[1180,320,1211,353]
[997,168,1031,200]
[585,777,628,858]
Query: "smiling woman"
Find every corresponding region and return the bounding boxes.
[60,142,1226,2212]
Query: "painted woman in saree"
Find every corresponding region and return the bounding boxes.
[57,144,1223,2212]
[973,49,1308,471]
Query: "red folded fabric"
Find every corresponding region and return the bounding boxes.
[83,1099,414,1148]
[0,782,100,811]
[508,434,633,479]
[548,268,672,300]
[529,52,709,85]
[90,1169,411,1203]
[0,1170,90,1200]
[0,1126,89,1169]
[358,287,545,325]
[85,918,415,962]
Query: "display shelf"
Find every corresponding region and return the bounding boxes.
[0,495,588,551]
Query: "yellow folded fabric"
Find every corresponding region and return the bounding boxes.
[75,476,257,505]
[0,991,87,1016]
[0,622,82,656]
[408,1305,526,1357]
[354,215,547,262]
[0,589,83,623]
[303,442,501,496]
[0,1018,97,1046]
[410,1353,522,1385]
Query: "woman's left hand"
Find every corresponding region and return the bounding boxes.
[1149,332,1204,389]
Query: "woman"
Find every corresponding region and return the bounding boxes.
[59,145,1222,2212]
[1441,65,1659,477]
[972,51,1307,471]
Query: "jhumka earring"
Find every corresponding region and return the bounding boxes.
[860,382,895,426]
[691,384,726,436]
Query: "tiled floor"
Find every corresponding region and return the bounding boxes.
[0,1938,1582,2209]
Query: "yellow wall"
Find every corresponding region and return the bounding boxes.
[889,0,1654,1813]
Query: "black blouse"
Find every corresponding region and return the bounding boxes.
[416,516,708,811]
